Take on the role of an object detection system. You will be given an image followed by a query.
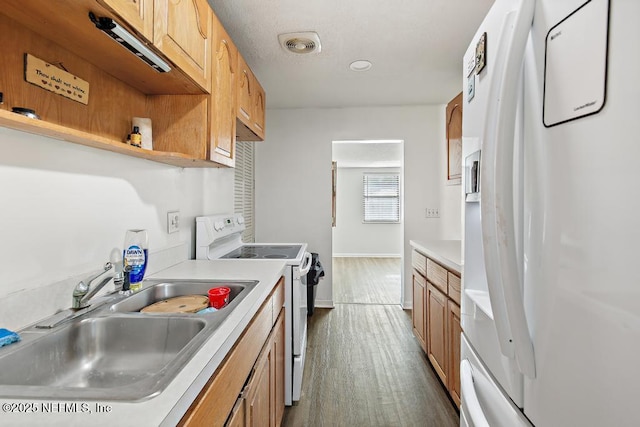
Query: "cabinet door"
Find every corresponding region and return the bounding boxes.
[272,311,285,427]
[447,300,462,407]
[427,282,448,386]
[252,75,266,139]
[210,15,237,166]
[226,396,247,427]
[237,53,253,127]
[154,0,212,92]
[446,92,463,183]
[412,272,427,352]
[246,345,272,427]
[98,0,154,40]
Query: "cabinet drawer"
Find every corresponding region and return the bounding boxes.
[413,271,426,288]
[412,251,427,277]
[447,272,461,305]
[427,259,448,294]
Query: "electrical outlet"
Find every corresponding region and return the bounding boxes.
[425,208,440,218]
[167,211,180,233]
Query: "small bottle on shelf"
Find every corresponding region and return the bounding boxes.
[130,126,142,148]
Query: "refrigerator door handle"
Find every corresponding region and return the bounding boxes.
[479,9,518,361]
[461,359,490,427]
[480,0,537,378]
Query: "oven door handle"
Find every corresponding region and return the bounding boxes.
[298,252,313,276]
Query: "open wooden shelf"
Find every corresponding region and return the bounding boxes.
[0,109,217,168]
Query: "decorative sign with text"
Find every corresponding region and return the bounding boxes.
[24,53,90,105]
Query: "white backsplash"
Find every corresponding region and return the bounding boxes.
[0,126,234,332]
[0,242,189,331]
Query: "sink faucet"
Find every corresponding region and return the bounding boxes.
[37,261,125,329]
[72,261,123,309]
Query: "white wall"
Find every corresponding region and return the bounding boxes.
[0,127,234,330]
[255,105,462,308]
[332,167,402,256]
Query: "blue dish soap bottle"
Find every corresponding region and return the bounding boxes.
[123,229,148,292]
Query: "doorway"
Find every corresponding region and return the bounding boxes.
[331,140,404,305]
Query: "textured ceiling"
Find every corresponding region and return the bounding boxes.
[209,0,494,109]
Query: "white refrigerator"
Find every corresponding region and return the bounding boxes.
[460,0,640,426]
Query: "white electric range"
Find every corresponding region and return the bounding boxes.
[195,214,311,405]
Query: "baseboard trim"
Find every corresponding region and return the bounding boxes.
[314,299,334,309]
[332,254,401,258]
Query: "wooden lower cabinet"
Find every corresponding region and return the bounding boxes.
[412,272,427,352]
[228,311,285,427]
[272,313,286,426]
[411,249,462,409]
[447,300,462,406]
[227,397,247,427]
[427,282,448,385]
[245,343,272,427]
[246,311,285,427]
[179,278,285,427]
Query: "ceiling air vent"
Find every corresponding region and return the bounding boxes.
[278,32,322,54]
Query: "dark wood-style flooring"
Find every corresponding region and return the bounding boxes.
[283,257,459,426]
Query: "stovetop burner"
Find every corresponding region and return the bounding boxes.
[237,253,258,258]
[221,244,302,260]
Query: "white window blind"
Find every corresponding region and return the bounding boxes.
[234,141,255,242]
[363,173,400,223]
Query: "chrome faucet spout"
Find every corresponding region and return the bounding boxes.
[72,262,121,309]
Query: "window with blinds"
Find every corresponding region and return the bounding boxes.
[363,173,400,223]
[234,141,255,242]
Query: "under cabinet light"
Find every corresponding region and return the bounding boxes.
[88,12,171,73]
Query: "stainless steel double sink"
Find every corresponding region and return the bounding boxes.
[0,279,258,401]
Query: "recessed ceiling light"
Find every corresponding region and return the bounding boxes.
[349,60,372,72]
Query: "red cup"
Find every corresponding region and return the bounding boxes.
[208,286,231,309]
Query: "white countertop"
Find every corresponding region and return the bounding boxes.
[0,260,287,427]
[409,240,463,274]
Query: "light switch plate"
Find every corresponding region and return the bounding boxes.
[425,208,440,218]
[167,211,180,234]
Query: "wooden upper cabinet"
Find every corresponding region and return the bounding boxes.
[210,15,237,166]
[446,92,463,183]
[252,76,266,139]
[154,0,212,92]
[237,53,254,126]
[236,53,266,141]
[98,0,154,40]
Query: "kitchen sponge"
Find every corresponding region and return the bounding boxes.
[0,328,20,348]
